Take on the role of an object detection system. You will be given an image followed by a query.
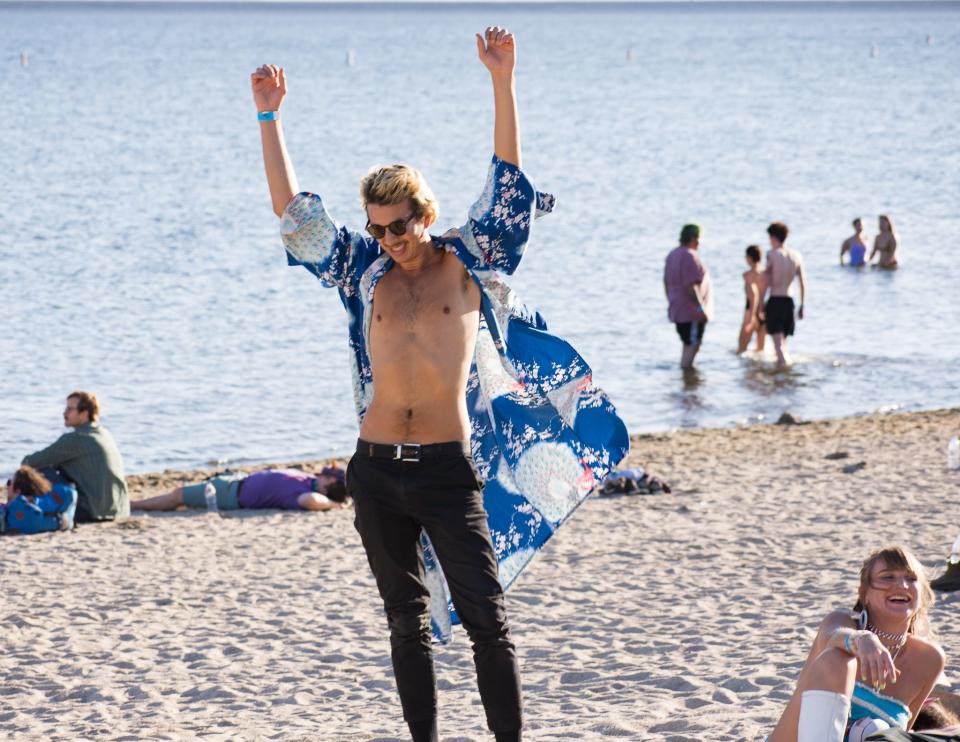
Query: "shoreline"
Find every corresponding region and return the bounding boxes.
[126,405,960,496]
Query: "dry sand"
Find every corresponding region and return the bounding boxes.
[3,408,958,741]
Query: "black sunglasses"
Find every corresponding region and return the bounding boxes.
[365,212,417,240]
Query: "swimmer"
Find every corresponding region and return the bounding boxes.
[737,244,766,354]
[869,214,899,268]
[840,218,868,267]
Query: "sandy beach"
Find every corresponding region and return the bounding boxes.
[3,407,958,741]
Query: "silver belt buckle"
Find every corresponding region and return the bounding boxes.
[395,443,421,462]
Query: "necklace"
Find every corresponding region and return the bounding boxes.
[868,623,908,661]
[868,623,906,643]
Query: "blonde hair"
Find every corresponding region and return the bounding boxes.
[879,214,898,237]
[359,164,439,225]
[853,546,935,638]
[68,390,100,421]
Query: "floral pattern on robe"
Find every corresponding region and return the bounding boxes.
[281,155,629,642]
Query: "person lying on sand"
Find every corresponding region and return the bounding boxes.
[131,467,349,513]
[768,546,945,742]
[2,465,77,534]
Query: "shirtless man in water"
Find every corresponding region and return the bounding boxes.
[762,222,807,367]
[253,27,524,742]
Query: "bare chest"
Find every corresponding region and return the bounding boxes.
[370,256,480,339]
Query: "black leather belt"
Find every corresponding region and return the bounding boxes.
[357,439,469,463]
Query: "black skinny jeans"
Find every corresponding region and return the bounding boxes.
[347,442,522,734]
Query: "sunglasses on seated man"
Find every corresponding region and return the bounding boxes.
[365,212,419,240]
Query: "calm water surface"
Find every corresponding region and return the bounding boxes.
[2,2,959,473]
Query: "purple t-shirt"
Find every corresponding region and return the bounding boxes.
[664,245,714,323]
[237,469,316,510]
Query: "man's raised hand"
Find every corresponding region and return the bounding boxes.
[476,27,516,78]
[251,64,287,113]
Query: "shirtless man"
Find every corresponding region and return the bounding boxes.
[252,27,529,742]
[762,222,806,367]
[840,218,868,267]
[869,214,899,268]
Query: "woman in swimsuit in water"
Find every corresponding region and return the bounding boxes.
[869,214,899,268]
[769,545,944,742]
[840,218,868,267]
[738,244,766,354]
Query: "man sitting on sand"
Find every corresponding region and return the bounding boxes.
[762,222,806,367]
[840,218,868,267]
[664,223,714,369]
[131,467,349,512]
[22,391,129,523]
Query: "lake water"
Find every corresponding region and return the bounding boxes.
[2,1,959,474]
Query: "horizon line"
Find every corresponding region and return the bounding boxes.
[3,0,959,5]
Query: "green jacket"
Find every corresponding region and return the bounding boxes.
[23,422,129,521]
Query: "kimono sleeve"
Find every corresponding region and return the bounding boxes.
[280,192,380,289]
[460,155,555,275]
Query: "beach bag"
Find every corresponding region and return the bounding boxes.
[1,483,77,535]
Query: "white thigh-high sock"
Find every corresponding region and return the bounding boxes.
[797,690,850,742]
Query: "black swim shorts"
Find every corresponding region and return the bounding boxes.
[764,296,795,336]
[675,321,707,346]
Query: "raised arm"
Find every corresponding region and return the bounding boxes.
[476,27,520,167]
[252,65,379,288]
[251,64,299,217]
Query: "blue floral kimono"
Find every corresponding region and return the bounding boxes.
[281,155,629,641]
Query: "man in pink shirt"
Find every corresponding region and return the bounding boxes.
[664,224,714,369]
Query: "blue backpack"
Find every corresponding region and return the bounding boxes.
[1,482,77,535]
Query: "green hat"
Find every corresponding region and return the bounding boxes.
[679,224,700,245]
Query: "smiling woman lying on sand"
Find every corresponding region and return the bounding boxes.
[768,546,945,742]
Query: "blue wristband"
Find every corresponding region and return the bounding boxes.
[257,110,278,122]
